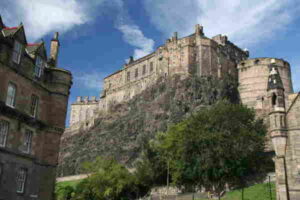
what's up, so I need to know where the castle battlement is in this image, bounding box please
[74,96,99,104]
[69,24,250,129]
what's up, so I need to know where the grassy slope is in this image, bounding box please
[198,182,276,200]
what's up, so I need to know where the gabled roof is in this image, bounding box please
[26,43,42,54]
[2,24,27,44]
[26,42,47,59]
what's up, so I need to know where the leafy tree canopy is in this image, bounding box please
[153,101,268,197]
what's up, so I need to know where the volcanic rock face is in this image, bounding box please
[58,75,239,176]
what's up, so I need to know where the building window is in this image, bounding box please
[16,168,27,193]
[6,83,17,108]
[143,65,146,75]
[12,40,22,64]
[35,56,44,77]
[23,130,33,154]
[135,68,138,78]
[127,71,130,82]
[30,95,39,118]
[0,120,9,147]
[150,62,154,72]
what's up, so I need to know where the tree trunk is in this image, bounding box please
[242,187,244,200]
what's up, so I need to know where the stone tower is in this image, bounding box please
[267,63,289,200]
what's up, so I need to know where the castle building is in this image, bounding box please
[0,16,72,200]
[263,63,300,200]
[69,25,249,129]
[67,24,300,200]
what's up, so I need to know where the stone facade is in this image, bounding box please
[240,60,300,200]
[69,25,249,128]
[0,17,72,200]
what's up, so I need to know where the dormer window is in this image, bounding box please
[35,56,44,77]
[12,40,22,64]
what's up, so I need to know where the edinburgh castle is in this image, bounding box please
[63,25,300,200]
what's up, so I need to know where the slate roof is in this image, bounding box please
[267,64,284,91]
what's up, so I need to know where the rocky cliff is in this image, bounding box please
[58,75,239,176]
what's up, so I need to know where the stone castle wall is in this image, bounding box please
[69,25,249,128]
[238,58,293,110]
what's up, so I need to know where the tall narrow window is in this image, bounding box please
[30,95,39,118]
[135,68,138,78]
[127,71,130,82]
[143,65,146,75]
[150,62,154,72]
[35,56,44,77]
[23,130,33,154]
[0,120,9,147]
[16,168,27,193]
[272,93,277,107]
[12,40,22,64]
[6,83,16,108]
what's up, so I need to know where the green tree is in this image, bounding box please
[155,101,268,199]
[72,157,137,200]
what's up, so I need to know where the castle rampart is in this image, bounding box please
[238,58,293,110]
[69,25,249,128]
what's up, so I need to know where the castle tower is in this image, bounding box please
[267,63,289,200]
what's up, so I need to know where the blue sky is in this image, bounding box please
[1,0,300,127]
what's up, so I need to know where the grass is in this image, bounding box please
[55,180,276,200]
[56,180,81,188]
[197,182,276,200]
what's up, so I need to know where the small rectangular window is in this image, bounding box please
[23,130,33,154]
[16,168,27,193]
[150,62,154,72]
[30,95,39,118]
[12,40,22,64]
[135,68,138,78]
[6,83,17,108]
[35,56,44,77]
[0,120,9,147]
[142,65,146,75]
[127,71,130,82]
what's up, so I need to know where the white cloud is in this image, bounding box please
[1,0,154,59]
[0,0,96,41]
[117,24,155,59]
[74,72,103,91]
[113,0,155,59]
[143,0,300,47]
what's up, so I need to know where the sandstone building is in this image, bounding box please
[0,16,72,200]
[69,25,249,129]
[66,24,300,200]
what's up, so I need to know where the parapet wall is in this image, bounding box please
[69,96,100,127]
[68,25,249,130]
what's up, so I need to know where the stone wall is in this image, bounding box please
[69,25,249,128]
[58,74,240,176]
[286,93,300,199]
[238,58,293,110]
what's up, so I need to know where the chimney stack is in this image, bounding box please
[50,32,60,67]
